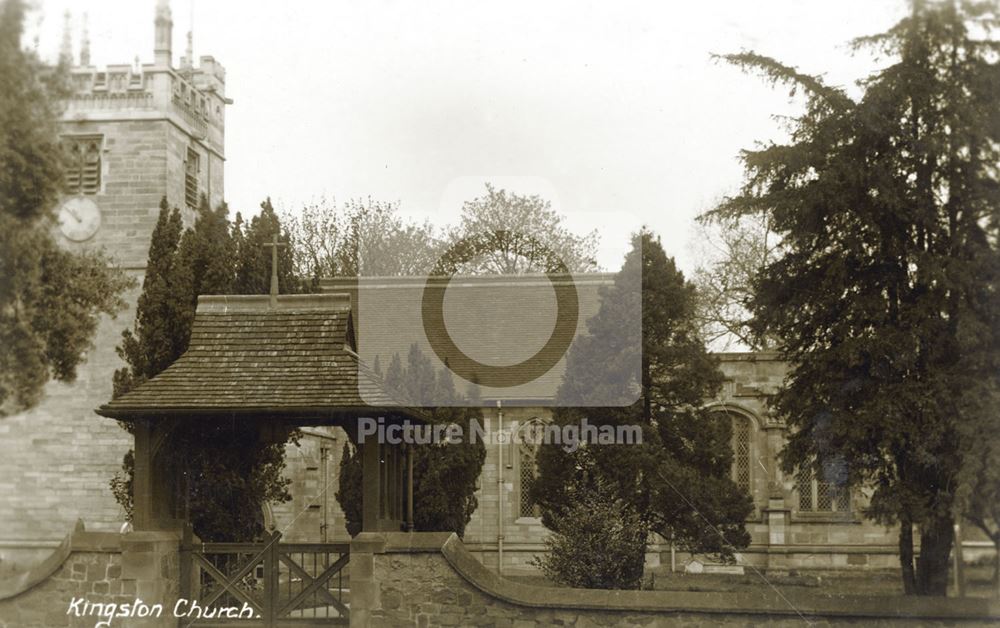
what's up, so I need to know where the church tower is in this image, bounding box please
[56,0,230,268]
[0,1,231,566]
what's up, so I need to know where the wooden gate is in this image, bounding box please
[180,529,350,627]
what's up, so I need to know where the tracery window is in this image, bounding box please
[63,136,102,195]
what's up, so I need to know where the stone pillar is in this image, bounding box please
[762,421,789,570]
[349,532,386,628]
[764,495,790,544]
[120,530,181,627]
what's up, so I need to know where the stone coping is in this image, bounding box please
[0,520,123,601]
[0,527,73,601]
[0,522,182,601]
[0,539,61,549]
[460,541,905,555]
[352,531,1000,619]
[369,532,998,621]
[352,531,453,554]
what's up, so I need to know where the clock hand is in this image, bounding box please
[65,206,81,221]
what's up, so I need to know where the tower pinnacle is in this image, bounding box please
[80,13,91,66]
[154,0,173,67]
[182,0,194,70]
[59,10,72,66]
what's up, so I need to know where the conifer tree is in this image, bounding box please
[234,198,298,294]
[113,198,184,397]
[384,353,403,391]
[175,195,235,300]
[532,232,752,579]
[713,1,1000,595]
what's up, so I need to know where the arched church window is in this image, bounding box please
[731,415,752,494]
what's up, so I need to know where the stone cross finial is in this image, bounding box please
[263,232,287,307]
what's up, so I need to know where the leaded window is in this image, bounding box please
[518,445,540,518]
[185,148,200,208]
[797,467,850,513]
[731,415,752,493]
[63,136,102,195]
[797,469,812,511]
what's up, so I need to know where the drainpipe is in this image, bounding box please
[320,446,328,543]
[497,400,504,575]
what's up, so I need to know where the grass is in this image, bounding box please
[509,565,1000,599]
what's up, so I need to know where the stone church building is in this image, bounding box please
[0,0,915,579]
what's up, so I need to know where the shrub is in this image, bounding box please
[532,480,648,589]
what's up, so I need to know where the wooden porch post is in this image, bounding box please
[133,418,154,530]
[361,441,381,532]
[131,417,178,530]
[406,444,415,531]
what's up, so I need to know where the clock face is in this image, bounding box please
[58,197,101,242]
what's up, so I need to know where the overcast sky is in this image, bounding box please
[30,0,904,272]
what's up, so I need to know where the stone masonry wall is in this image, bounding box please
[0,527,180,628]
[0,549,122,628]
[58,119,171,270]
[271,427,353,543]
[0,284,140,565]
[165,124,224,214]
[351,532,1000,628]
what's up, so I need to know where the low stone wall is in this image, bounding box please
[0,522,180,628]
[350,532,1000,628]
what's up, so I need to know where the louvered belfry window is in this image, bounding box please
[731,416,752,494]
[185,148,200,208]
[63,136,102,195]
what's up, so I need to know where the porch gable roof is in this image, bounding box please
[96,294,426,423]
